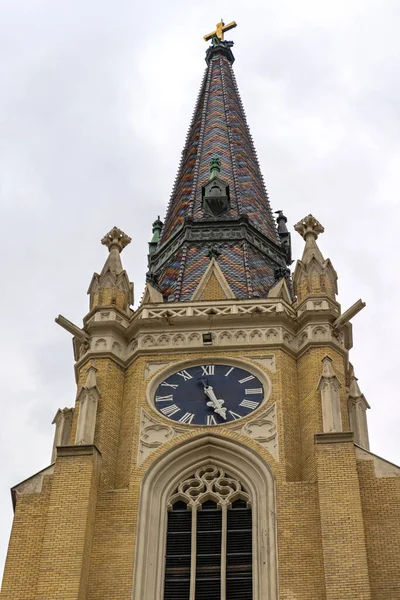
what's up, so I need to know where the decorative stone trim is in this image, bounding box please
[229,403,278,460]
[355,447,400,478]
[11,464,55,509]
[315,432,354,445]
[137,409,186,465]
[136,299,294,321]
[244,354,276,373]
[317,356,343,433]
[51,407,74,462]
[75,366,100,445]
[144,361,174,380]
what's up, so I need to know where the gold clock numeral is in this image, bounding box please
[207,415,217,425]
[245,388,263,395]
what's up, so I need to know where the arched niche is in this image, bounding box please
[132,433,278,600]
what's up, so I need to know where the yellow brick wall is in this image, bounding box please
[297,346,348,480]
[1,476,52,600]
[4,342,400,600]
[199,273,226,300]
[277,482,326,599]
[276,352,302,480]
[316,439,371,599]
[358,459,400,599]
[296,274,336,303]
[90,288,128,312]
[72,360,125,489]
[35,448,101,600]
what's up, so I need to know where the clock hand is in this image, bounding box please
[203,384,227,420]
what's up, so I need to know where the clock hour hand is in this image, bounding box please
[203,384,227,420]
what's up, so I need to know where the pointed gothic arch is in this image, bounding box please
[132,434,278,600]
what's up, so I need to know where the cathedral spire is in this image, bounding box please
[148,23,290,302]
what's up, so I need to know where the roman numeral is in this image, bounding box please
[179,412,195,424]
[225,367,234,377]
[160,404,181,417]
[155,395,174,403]
[161,382,179,389]
[201,365,215,376]
[176,370,192,381]
[245,388,263,395]
[207,415,217,426]
[240,399,259,410]
[228,411,241,420]
[238,375,255,384]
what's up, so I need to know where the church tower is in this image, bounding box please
[2,22,400,600]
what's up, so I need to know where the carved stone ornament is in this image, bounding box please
[144,361,173,380]
[317,356,342,433]
[137,408,186,465]
[229,403,278,460]
[168,464,249,508]
[101,226,131,252]
[75,366,101,445]
[244,355,276,373]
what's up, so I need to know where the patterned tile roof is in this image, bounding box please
[148,42,291,302]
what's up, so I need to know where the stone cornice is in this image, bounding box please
[73,297,349,380]
[56,444,102,459]
[83,304,133,327]
[315,432,354,445]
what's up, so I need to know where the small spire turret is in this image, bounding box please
[293,215,337,303]
[148,216,163,259]
[275,210,292,264]
[88,226,133,313]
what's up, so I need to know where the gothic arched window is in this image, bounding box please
[164,465,252,600]
[132,435,277,600]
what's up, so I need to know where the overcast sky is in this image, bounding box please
[1,0,400,577]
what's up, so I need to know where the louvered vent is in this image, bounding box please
[226,498,252,600]
[164,501,191,600]
[195,500,221,600]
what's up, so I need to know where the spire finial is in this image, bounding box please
[204,19,237,43]
[101,226,131,253]
[294,214,324,241]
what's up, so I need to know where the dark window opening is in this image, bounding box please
[196,500,221,600]
[226,499,252,600]
[164,501,191,600]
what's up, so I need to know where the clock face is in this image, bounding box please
[153,363,264,426]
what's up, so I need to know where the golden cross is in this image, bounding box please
[204,19,237,42]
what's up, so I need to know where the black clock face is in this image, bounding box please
[153,363,264,426]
